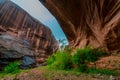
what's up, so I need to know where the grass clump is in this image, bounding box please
[3,61,20,74]
[47,54,55,65]
[47,50,72,70]
[72,48,87,65]
[72,47,104,72]
[71,48,88,72]
[85,48,104,62]
[72,47,104,65]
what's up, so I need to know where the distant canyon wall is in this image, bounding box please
[0,0,58,55]
[40,0,120,54]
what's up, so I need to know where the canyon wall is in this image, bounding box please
[0,0,58,68]
[40,0,120,54]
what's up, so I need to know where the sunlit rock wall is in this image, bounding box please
[40,0,120,54]
[0,0,58,56]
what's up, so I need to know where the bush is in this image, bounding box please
[85,48,104,62]
[78,64,87,72]
[47,51,72,70]
[47,55,55,65]
[72,47,104,72]
[47,47,104,73]
[3,62,20,74]
[72,49,87,65]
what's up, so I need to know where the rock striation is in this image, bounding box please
[0,0,58,70]
[40,0,120,54]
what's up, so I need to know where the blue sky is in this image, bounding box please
[10,0,68,43]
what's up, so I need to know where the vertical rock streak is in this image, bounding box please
[0,0,58,54]
[41,0,120,53]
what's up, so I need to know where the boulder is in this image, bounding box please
[0,35,35,58]
[40,0,120,54]
[19,55,36,69]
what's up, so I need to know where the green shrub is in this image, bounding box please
[72,47,90,66]
[47,55,55,65]
[72,47,104,72]
[47,51,72,70]
[3,62,20,74]
[85,48,104,62]
[47,47,104,73]
[78,64,87,72]
[72,47,104,64]
[72,49,86,65]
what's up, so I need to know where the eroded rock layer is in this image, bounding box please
[0,0,58,69]
[40,0,120,54]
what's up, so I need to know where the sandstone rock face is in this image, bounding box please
[40,0,120,54]
[0,0,58,70]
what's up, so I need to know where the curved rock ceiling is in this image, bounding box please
[40,0,120,54]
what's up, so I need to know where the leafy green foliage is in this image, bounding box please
[47,46,110,75]
[72,47,104,64]
[85,48,104,62]
[3,62,20,74]
[72,49,87,65]
[77,64,87,72]
[47,55,55,65]
[47,47,104,71]
[47,51,72,70]
[72,47,104,72]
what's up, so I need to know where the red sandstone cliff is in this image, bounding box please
[40,0,120,54]
[0,0,58,68]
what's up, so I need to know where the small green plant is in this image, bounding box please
[47,51,72,70]
[72,49,86,65]
[72,47,104,72]
[47,55,55,65]
[77,64,87,72]
[85,48,104,63]
[3,62,20,74]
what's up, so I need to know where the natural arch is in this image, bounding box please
[40,0,120,54]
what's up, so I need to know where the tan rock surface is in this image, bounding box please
[0,0,58,70]
[40,0,120,54]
